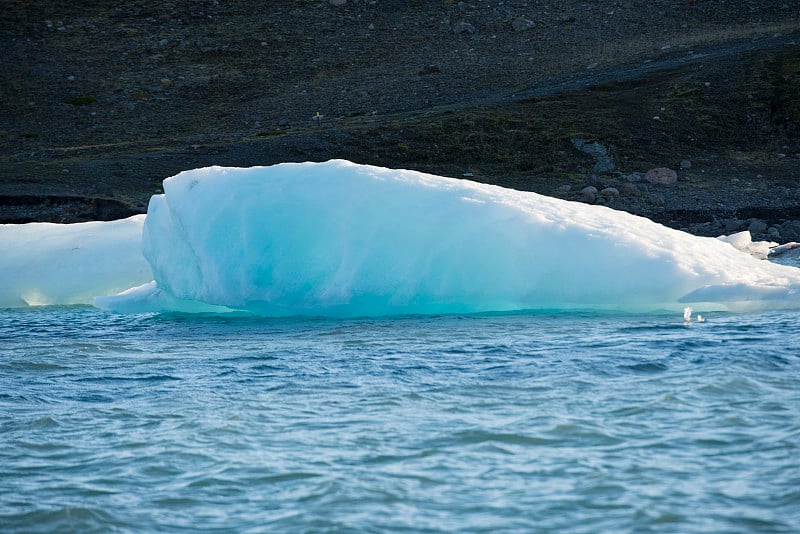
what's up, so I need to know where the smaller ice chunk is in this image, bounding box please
[717,231,777,260]
[0,216,151,307]
[94,281,235,314]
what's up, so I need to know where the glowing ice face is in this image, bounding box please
[112,161,800,315]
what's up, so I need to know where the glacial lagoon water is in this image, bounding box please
[2,306,799,533]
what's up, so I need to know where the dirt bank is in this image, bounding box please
[1,1,799,240]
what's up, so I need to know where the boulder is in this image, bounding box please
[644,167,677,185]
[601,187,620,199]
[723,218,745,233]
[748,218,768,234]
[780,220,800,241]
[512,18,535,32]
[618,182,641,197]
[580,186,597,203]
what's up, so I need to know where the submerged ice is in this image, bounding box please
[92,160,799,315]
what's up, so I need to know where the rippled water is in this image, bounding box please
[1,307,799,533]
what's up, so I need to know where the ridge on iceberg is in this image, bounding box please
[96,160,800,315]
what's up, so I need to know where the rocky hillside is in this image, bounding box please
[1,0,800,240]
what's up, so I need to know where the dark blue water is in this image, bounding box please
[1,308,799,533]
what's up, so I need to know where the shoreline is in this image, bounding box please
[2,2,799,241]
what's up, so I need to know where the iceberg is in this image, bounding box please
[90,160,798,315]
[0,216,151,307]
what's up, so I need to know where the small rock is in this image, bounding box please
[619,183,641,197]
[625,172,643,183]
[580,186,597,203]
[329,0,346,5]
[601,187,619,199]
[453,21,475,34]
[777,153,786,159]
[768,226,782,239]
[680,159,692,169]
[511,17,535,31]
[644,167,678,185]
[558,184,571,192]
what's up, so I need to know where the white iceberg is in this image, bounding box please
[0,215,151,307]
[90,160,798,315]
[3,160,799,314]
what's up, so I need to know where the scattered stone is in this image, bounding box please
[619,183,641,197]
[558,184,571,192]
[453,22,475,34]
[512,17,535,32]
[592,156,615,173]
[768,226,782,239]
[680,159,692,169]
[777,153,786,159]
[580,186,597,203]
[644,167,677,185]
[625,172,642,183]
[329,0,346,5]
[572,139,607,157]
[587,174,611,189]
[601,187,619,199]
[780,220,800,241]
[571,138,613,173]
[723,218,745,233]
[748,218,768,234]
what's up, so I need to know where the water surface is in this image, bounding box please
[1,308,798,532]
